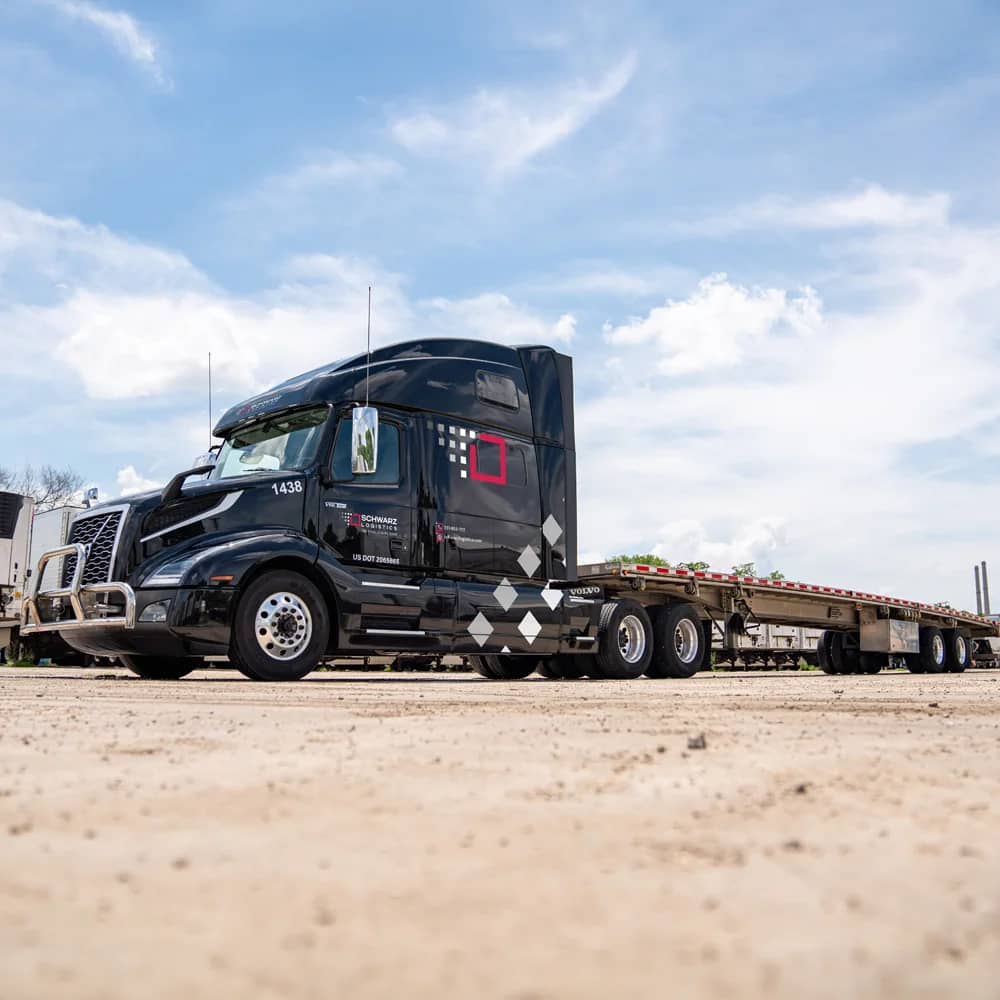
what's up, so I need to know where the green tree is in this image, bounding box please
[607,553,670,567]
[768,570,786,581]
[676,560,710,571]
[731,561,756,577]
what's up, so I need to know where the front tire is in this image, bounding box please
[119,654,197,680]
[230,571,330,682]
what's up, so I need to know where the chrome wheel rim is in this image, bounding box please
[255,592,312,660]
[618,614,646,664]
[931,633,945,666]
[674,619,701,664]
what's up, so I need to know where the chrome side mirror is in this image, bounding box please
[351,406,378,474]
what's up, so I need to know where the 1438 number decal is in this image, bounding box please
[272,480,304,495]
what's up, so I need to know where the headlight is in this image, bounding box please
[145,556,201,587]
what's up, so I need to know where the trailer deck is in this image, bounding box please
[579,562,1000,638]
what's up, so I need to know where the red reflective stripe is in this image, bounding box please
[635,565,650,573]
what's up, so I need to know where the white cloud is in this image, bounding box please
[604,273,821,375]
[389,53,637,175]
[230,152,402,226]
[577,211,1000,605]
[116,465,162,497]
[422,292,575,344]
[676,184,952,237]
[742,184,951,230]
[37,0,169,88]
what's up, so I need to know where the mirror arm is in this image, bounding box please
[161,465,216,504]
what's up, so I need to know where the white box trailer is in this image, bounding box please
[0,491,35,652]
[1,499,87,662]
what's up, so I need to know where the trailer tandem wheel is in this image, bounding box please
[917,626,946,674]
[943,629,970,673]
[646,603,705,678]
[817,631,838,674]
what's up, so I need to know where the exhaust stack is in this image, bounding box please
[975,564,983,615]
[982,560,991,616]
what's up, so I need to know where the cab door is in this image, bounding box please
[318,413,412,572]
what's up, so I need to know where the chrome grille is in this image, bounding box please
[62,510,125,587]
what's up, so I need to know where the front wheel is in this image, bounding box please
[119,654,198,680]
[229,571,330,682]
[475,654,540,680]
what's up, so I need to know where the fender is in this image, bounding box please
[138,530,320,590]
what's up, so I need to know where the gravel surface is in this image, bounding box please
[2,666,999,999]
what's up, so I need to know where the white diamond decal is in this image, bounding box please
[541,582,563,611]
[467,612,494,647]
[542,514,563,546]
[517,611,541,645]
[493,578,517,612]
[517,544,541,578]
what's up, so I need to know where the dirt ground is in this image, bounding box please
[1,666,999,1000]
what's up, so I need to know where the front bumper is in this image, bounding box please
[20,543,236,657]
[21,543,135,635]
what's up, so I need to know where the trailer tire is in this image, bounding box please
[830,632,860,675]
[647,604,705,678]
[230,570,330,682]
[859,652,883,674]
[943,629,970,673]
[118,654,197,680]
[817,631,838,674]
[477,654,540,680]
[917,626,946,674]
[592,600,653,679]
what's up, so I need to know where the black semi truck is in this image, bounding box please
[21,338,999,681]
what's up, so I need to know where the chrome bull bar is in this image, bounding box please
[20,543,136,635]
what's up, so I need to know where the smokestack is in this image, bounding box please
[982,560,991,616]
[975,565,983,615]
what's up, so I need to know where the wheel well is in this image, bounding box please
[235,557,340,650]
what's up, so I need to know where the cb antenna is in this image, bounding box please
[208,351,213,448]
[365,285,372,406]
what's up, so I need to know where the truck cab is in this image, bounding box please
[22,339,606,680]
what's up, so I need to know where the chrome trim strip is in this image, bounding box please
[140,491,243,543]
[365,628,427,636]
[361,581,421,591]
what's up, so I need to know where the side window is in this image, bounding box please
[475,370,519,411]
[331,419,400,484]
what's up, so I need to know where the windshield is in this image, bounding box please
[211,406,329,480]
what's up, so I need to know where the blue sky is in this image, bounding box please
[2,0,1000,607]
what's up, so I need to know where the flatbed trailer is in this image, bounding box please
[578,562,999,675]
